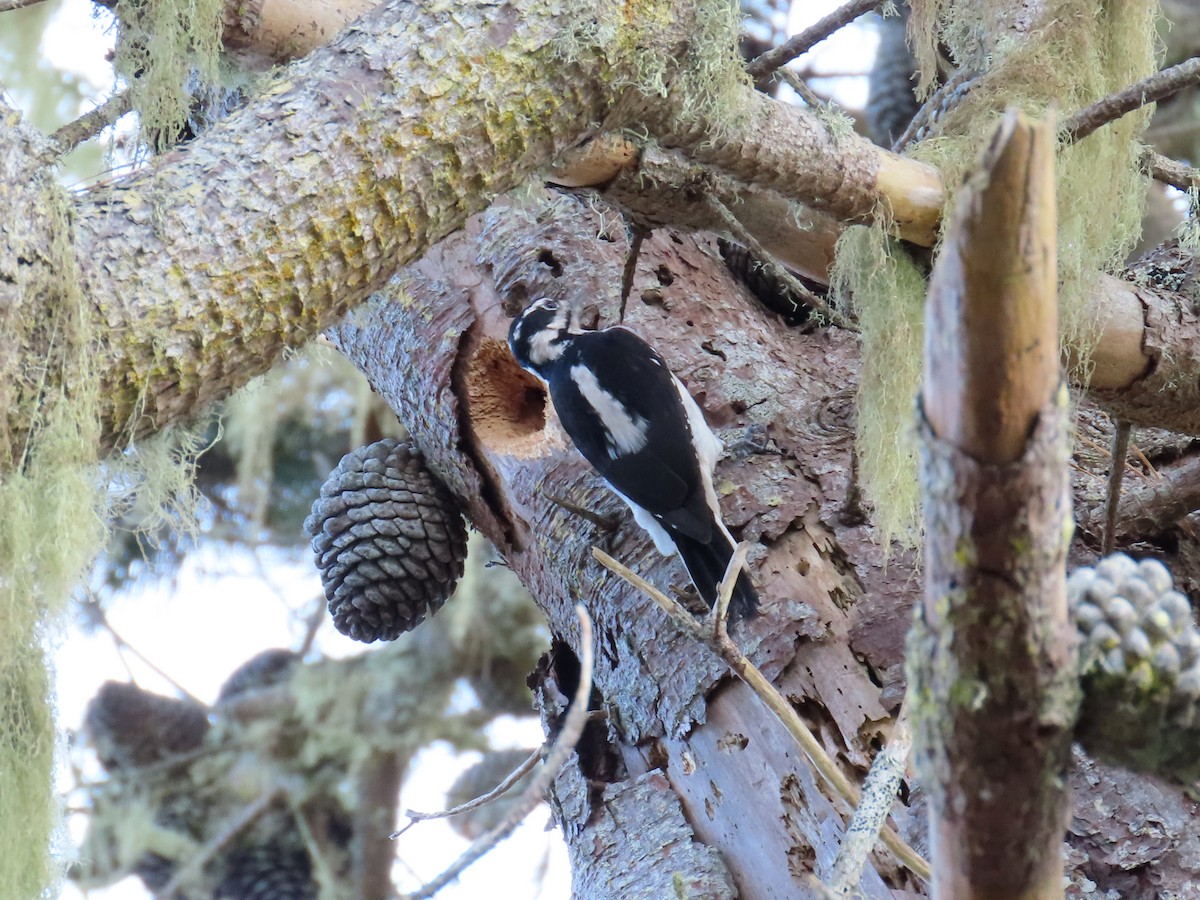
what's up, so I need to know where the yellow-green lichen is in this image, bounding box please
[838,0,1157,540]
[830,223,927,548]
[111,0,225,153]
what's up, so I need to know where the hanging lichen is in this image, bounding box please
[907,0,1157,358]
[1,167,208,897]
[830,223,928,549]
[834,0,1157,540]
[111,0,225,152]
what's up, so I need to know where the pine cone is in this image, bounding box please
[305,439,468,642]
[215,846,317,900]
[1070,554,1200,704]
[1070,553,1200,784]
[83,681,210,772]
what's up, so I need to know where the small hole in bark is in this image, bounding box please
[537,249,564,277]
[654,265,674,286]
[641,288,665,306]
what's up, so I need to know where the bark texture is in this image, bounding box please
[914,112,1077,899]
[330,186,918,897]
[324,179,1200,898]
[2,0,951,465]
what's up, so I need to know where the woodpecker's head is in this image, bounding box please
[508,297,577,377]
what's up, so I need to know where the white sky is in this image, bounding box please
[22,0,874,897]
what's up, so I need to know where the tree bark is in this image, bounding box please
[330,186,920,897]
[915,111,1077,899]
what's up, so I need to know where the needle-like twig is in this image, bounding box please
[406,605,595,899]
[591,547,930,882]
[391,747,540,838]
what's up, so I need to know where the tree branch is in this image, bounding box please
[1062,56,1200,144]
[406,605,595,900]
[745,0,881,78]
[593,547,930,883]
[915,109,1077,898]
[49,90,133,155]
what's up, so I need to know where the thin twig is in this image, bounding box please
[892,68,977,152]
[1103,421,1131,554]
[706,541,749,637]
[591,547,930,883]
[97,609,204,705]
[49,89,134,156]
[706,196,856,331]
[827,702,913,895]
[777,67,827,111]
[391,747,541,838]
[158,788,283,896]
[746,0,881,78]
[407,605,595,899]
[1062,56,1200,145]
[1143,147,1200,193]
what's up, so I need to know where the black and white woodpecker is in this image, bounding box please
[508,297,758,619]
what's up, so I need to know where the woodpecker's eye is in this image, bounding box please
[540,299,559,312]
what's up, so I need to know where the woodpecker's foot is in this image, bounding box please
[725,424,773,461]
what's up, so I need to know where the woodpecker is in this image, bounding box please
[508,297,758,619]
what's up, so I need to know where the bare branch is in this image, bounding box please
[0,0,50,11]
[49,90,133,156]
[393,748,540,838]
[746,0,881,77]
[1063,56,1200,145]
[1103,420,1132,554]
[406,605,595,900]
[916,108,1076,899]
[1144,146,1200,193]
[828,703,913,895]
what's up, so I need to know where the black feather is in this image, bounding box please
[673,529,758,619]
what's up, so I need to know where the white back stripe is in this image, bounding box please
[570,365,649,459]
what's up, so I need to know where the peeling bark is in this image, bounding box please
[328,186,1200,895]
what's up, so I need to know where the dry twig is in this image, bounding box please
[591,547,930,882]
[746,0,881,78]
[405,605,595,899]
[1063,56,1200,145]
[1144,147,1200,193]
[827,703,913,895]
[392,748,540,838]
[1104,420,1132,554]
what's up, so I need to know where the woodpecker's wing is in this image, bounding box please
[549,328,716,544]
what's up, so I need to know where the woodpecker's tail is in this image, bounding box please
[673,530,758,620]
